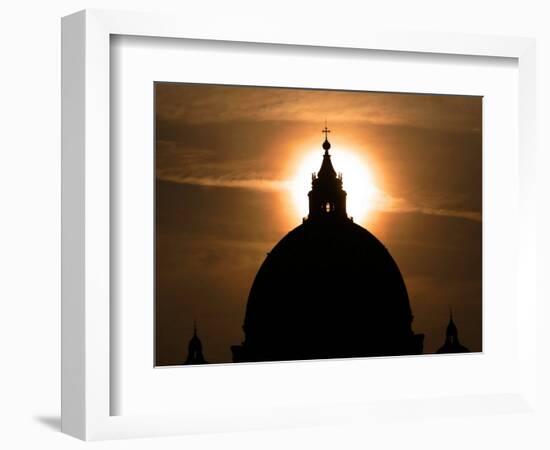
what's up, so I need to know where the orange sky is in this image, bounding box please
[155,83,482,365]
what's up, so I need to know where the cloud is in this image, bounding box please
[154,85,482,223]
[155,83,482,132]
[157,171,481,223]
[417,208,481,222]
[378,195,482,222]
[158,174,288,192]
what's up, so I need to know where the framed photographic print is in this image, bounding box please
[154,83,480,367]
[62,9,537,441]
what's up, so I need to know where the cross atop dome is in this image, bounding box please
[322,121,331,153]
[322,124,331,140]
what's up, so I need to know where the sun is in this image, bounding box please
[289,147,379,224]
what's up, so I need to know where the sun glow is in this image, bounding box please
[290,148,380,224]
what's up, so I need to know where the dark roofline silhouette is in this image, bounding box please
[184,320,209,365]
[436,310,470,354]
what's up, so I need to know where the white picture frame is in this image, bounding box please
[61,9,537,441]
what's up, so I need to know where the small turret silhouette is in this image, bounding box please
[436,310,470,354]
[184,321,208,365]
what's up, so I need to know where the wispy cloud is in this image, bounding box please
[378,195,482,222]
[417,208,481,222]
[156,83,482,132]
[158,174,288,192]
[158,172,481,223]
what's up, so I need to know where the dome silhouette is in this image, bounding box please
[232,127,423,363]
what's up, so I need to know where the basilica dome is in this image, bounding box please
[232,129,423,363]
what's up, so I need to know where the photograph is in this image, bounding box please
[154,83,482,366]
